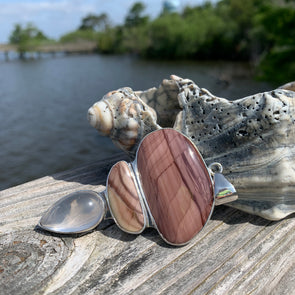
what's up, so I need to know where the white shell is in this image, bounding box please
[88,75,295,221]
[88,101,113,134]
[171,75,295,221]
[88,87,160,155]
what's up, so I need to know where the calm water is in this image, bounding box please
[0,54,273,190]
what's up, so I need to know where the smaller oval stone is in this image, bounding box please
[39,190,105,234]
[137,129,214,245]
[107,161,145,233]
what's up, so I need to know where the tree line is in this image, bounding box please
[9,0,295,83]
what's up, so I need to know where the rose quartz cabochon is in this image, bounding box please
[107,161,145,233]
[137,129,214,245]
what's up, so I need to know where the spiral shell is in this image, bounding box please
[88,87,160,155]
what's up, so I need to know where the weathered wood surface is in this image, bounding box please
[1,153,295,295]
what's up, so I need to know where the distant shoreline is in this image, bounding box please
[0,41,97,57]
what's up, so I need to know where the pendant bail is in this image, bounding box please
[209,162,238,206]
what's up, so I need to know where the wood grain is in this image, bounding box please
[1,152,295,294]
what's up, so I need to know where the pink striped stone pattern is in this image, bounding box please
[107,161,145,233]
[137,129,214,245]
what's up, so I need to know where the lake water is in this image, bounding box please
[0,54,273,190]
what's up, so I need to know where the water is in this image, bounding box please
[0,54,273,190]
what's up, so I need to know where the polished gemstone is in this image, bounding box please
[137,129,214,245]
[39,190,105,234]
[107,161,145,233]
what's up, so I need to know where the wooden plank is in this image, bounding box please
[0,44,16,51]
[0,42,97,54]
[1,153,295,294]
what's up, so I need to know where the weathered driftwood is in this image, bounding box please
[1,154,295,294]
[88,76,295,221]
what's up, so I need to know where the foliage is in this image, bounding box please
[79,13,109,31]
[255,5,295,82]
[9,23,50,57]
[97,27,125,54]
[9,1,295,83]
[59,29,99,43]
[86,0,295,83]
[124,2,149,27]
[145,13,191,58]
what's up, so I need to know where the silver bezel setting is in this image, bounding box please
[132,128,216,246]
[105,160,148,235]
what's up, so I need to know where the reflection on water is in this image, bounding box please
[0,54,273,190]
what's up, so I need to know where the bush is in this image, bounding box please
[59,30,99,43]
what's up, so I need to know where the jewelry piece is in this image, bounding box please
[39,129,237,246]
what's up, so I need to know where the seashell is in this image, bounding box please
[171,75,295,221]
[279,81,295,92]
[88,87,160,155]
[135,77,182,127]
[88,75,295,221]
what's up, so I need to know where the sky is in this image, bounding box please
[0,0,213,43]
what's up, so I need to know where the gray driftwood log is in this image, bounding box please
[1,153,295,295]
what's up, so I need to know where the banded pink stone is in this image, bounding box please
[107,161,145,233]
[137,129,214,245]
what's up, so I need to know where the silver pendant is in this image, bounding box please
[39,129,238,245]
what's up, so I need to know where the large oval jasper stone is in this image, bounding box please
[137,129,214,245]
[107,161,145,233]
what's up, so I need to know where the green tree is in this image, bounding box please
[213,0,268,60]
[146,3,229,59]
[97,27,125,54]
[125,2,149,27]
[118,2,150,54]
[9,23,48,58]
[79,13,109,32]
[9,23,47,44]
[59,30,98,43]
[146,14,189,58]
[255,4,295,83]
[182,4,231,59]
[60,13,110,48]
